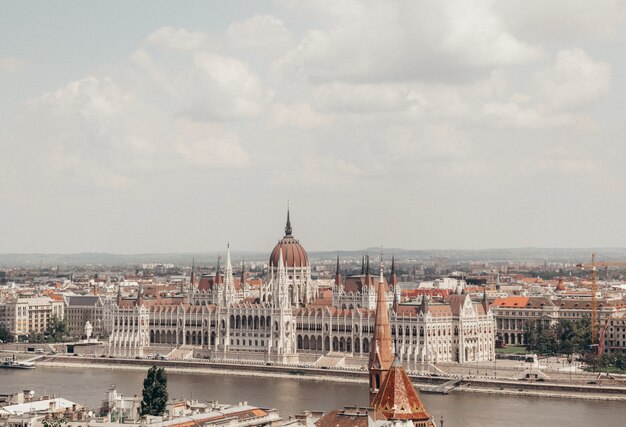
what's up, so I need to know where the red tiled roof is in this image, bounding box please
[371,358,432,422]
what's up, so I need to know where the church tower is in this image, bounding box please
[369,266,394,404]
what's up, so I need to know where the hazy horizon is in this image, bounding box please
[2,1,625,253]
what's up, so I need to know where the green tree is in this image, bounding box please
[45,315,69,342]
[571,318,592,353]
[42,418,67,427]
[0,325,11,342]
[524,321,537,351]
[536,326,557,354]
[141,366,168,416]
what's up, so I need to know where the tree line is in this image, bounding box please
[524,318,592,355]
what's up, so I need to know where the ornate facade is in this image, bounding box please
[107,287,150,357]
[107,211,495,365]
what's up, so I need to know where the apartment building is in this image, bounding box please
[0,297,64,341]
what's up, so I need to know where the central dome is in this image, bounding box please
[269,210,309,268]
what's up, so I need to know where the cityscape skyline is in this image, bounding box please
[2,1,625,253]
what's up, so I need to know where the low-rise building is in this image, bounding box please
[0,297,64,341]
[63,295,106,338]
[490,296,558,346]
[603,310,626,355]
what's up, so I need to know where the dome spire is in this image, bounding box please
[285,204,292,236]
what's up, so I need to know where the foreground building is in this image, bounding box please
[315,277,436,426]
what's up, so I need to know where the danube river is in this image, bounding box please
[1,366,624,426]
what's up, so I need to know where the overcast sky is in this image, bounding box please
[1,1,625,254]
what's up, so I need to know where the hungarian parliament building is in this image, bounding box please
[107,212,496,366]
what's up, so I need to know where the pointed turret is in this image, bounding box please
[393,285,399,314]
[136,283,143,306]
[214,254,222,285]
[116,284,122,306]
[240,259,247,286]
[389,256,398,290]
[190,258,197,288]
[482,285,489,314]
[223,244,235,305]
[334,255,342,287]
[276,247,289,307]
[361,255,365,275]
[369,270,393,404]
[225,244,233,284]
[420,294,429,315]
[285,207,292,236]
[278,248,287,279]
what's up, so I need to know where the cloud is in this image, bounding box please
[0,57,28,73]
[173,118,249,169]
[533,49,612,110]
[145,26,208,50]
[190,52,266,119]
[128,46,267,121]
[2,6,625,251]
[313,83,409,113]
[9,68,252,192]
[275,0,542,84]
[228,15,292,49]
[497,0,626,43]
[269,102,330,128]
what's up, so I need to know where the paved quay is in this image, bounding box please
[38,355,626,401]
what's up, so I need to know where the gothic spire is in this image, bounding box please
[369,266,393,403]
[215,253,221,285]
[285,206,292,236]
[136,283,143,306]
[240,258,246,285]
[482,285,489,314]
[420,294,429,315]
[389,255,398,290]
[335,255,342,287]
[361,254,365,275]
[190,257,196,287]
[225,243,233,285]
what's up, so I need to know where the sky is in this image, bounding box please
[1,0,625,254]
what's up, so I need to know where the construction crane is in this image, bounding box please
[575,253,626,345]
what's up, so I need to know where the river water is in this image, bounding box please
[1,366,624,427]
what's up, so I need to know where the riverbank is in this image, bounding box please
[38,356,626,401]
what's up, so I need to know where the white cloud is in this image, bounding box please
[228,15,292,49]
[191,52,266,119]
[173,119,249,169]
[533,49,612,109]
[3,5,625,251]
[128,47,267,120]
[498,0,626,43]
[145,26,208,50]
[275,0,542,84]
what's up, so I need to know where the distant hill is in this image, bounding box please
[1,247,626,267]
